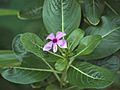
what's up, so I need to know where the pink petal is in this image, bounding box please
[43,41,53,51]
[56,31,66,39]
[46,33,55,40]
[57,39,67,48]
[53,43,57,53]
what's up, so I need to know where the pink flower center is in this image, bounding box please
[52,38,58,43]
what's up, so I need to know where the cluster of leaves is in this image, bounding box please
[0,0,120,90]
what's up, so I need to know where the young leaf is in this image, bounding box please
[67,62,114,89]
[55,59,67,71]
[74,35,102,57]
[20,33,63,62]
[0,50,21,68]
[82,16,120,60]
[43,0,81,34]
[1,55,50,84]
[84,0,105,25]
[67,29,85,51]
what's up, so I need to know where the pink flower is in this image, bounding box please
[43,31,67,52]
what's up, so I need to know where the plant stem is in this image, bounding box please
[48,51,64,59]
[60,57,75,86]
[32,38,65,85]
[41,57,62,84]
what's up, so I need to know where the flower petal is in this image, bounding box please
[46,33,55,40]
[56,31,66,39]
[43,41,53,51]
[57,39,67,48]
[53,43,57,53]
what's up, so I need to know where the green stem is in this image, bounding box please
[41,57,62,83]
[61,58,75,85]
[48,51,64,59]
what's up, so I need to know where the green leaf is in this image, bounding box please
[67,62,114,89]
[0,50,21,68]
[12,34,28,61]
[67,29,85,51]
[74,35,102,57]
[43,0,81,33]
[76,0,84,4]
[82,16,120,60]
[55,59,67,71]
[92,56,120,72]
[18,0,44,20]
[105,0,120,16]
[0,9,18,16]
[1,55,50,84]
[20,32,63,62]
[84,0,105,25]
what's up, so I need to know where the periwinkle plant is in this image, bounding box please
[0,0,120,90]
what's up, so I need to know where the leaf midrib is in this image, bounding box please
[105,1,119,16]
[70,65,101,80]
[102,26,120,38]
[11,67,61,73]
[61,0,64,32]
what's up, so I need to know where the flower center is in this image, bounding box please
[52,38,57,43]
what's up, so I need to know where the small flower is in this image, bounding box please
[43,31,67,52]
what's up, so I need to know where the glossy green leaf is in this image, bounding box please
[12,34,28,61]
[0,9,18,16]
[67,62,114,89]
[43,0,81,34]
[84,0,105,25]
[92,56,120,72]
[20,33,63,62]
[1,55,50,84]
[67,29,85,51]
[55,59,67,71]
[105,0,120,16]
[82,16,120,60]
[74,35,102,57]
[0,50,21,68]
